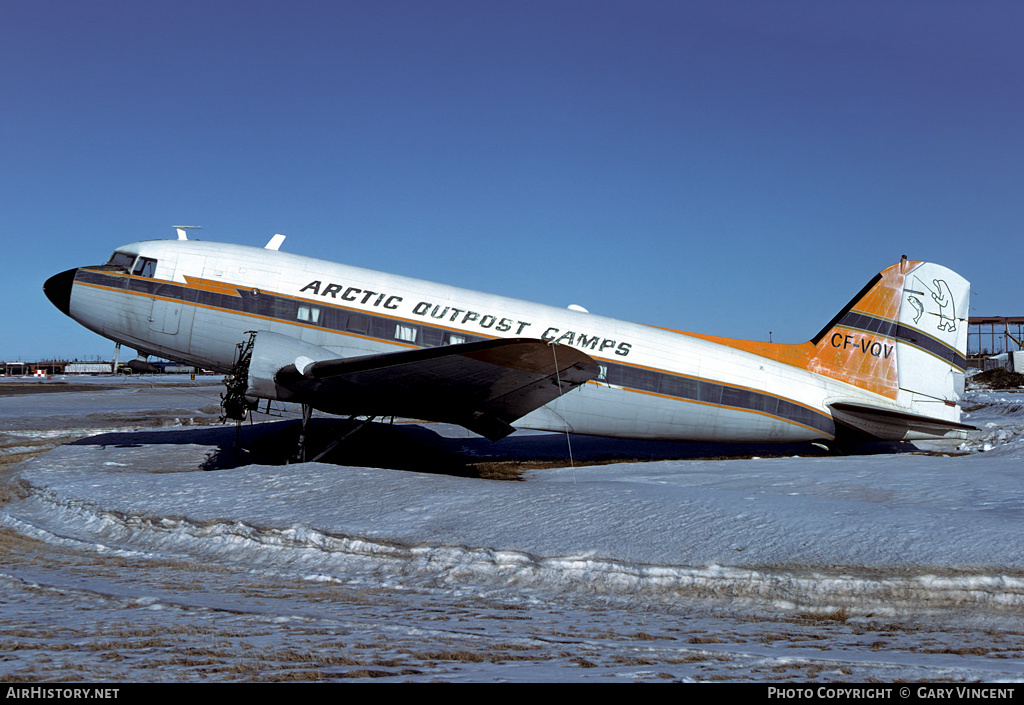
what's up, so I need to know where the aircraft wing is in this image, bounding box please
[253,335,600,441]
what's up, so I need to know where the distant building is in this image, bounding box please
[64,362,113,374]
[968,316,1024,356]
[968,316,1024,372]
[3,360,66,376]
[3,358,197,376]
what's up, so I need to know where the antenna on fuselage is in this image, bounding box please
[173,225,201,240]
[265,233,286,250]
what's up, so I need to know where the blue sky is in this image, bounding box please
[3,1,1021,360]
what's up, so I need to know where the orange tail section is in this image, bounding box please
[803,260,907,398]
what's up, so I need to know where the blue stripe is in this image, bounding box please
[837,311,966,371]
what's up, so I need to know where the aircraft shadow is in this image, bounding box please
[68,418,921,480]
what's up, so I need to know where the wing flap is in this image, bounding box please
[274,337,599,440]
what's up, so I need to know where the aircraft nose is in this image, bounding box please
[44,268,78,317]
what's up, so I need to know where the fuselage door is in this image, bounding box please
[141,255,178,335]
[150,289,181,334]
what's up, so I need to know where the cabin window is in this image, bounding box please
[720,386,746,410]
[394,324,417,343]
[448,334,466,345]
[346,312,370,335]
[107,251,137,271]
[322,308,348,331]
[420,327,444,347]
[297,305,321,324]
[597,365,608,381]
[659,374,697,399]
[132,257,157,278]
[369,317,391,338]
[697,382,722,405]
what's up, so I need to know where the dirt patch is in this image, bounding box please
[970,368,1024,389]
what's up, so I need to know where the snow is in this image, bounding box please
[1,375,1024,682]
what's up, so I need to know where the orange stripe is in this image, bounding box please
[182,275,244,297]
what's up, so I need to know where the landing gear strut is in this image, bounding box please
[291,404,376,463]
[221,332,257,422]
[294,403,314,463]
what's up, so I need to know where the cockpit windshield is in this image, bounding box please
[107,251,137,271]
[132,257,157,278]
[105,251,157,277]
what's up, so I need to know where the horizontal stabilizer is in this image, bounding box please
[829,402,976,441]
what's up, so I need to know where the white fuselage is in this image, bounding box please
[64,239,885,443]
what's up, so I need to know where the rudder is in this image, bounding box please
[894,261,969,423]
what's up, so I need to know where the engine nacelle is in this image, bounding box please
[245,330,338,402]
[221,330,341,420]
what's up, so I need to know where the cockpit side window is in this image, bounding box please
[107,251,137,271]
[132,257,158,278]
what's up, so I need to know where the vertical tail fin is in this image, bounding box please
[809,258,970,436]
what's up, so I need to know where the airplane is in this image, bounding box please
[43,229,974,455]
